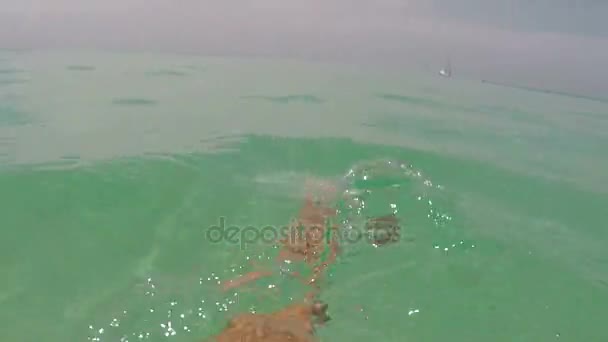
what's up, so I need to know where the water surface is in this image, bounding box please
[1,50,607,342]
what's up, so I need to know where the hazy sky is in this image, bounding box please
[1,0,607,97]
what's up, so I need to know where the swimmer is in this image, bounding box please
[210,175,402,341]
[221,177,341,291]
[206,300,330,342]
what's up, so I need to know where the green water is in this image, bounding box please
[1,50,607,341]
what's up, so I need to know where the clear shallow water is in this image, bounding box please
[1,50,607,341]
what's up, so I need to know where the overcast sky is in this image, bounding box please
[1,0,607,97]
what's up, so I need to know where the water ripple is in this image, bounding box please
[67,65,96,71]
[242,94,324,104]
[112,98,158,106]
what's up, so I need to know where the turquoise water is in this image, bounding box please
[1,50,607,341]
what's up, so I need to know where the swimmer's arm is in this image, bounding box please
[221,271,273,291]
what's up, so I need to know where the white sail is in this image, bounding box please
[439,58,451,77]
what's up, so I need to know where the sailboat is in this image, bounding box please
[439,58,452,78]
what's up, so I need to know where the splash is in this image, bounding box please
[336,158,461,253]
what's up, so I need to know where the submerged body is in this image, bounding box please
[207,301,330,342]
[214,179,339,341]
[212,177,400,341]
[222,178,340,291]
